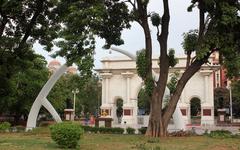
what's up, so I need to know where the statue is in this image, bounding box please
[66,98,73,109]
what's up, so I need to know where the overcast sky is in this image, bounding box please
[34,0,198,69]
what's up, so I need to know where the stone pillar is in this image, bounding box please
[200,70,214,125]
[121,72,134,105]
[200,70,211,104]
[121,72,135,125]
[100,72,112,105]
[102,78,106,104]
[204,75,209,104]
[99,72,112,118]
[106,77,109,104]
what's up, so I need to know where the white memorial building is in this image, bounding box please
[96,54,220,129]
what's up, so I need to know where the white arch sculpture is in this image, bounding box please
[26,65,68,130]
[110,47,186,130]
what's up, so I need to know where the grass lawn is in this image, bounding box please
[0,128,239,150]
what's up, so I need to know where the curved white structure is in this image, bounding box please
[109,47,185,130]
[26,65,68,130]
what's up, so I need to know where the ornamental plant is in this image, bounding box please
[126,127,135,134]
[49,122,84,148]
[0,122,11,132]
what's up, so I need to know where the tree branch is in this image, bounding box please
[198,0,205,42]
[163,50,214,127]
[15,0,45,55]
[186,52,191,69]
[156,0,170,93]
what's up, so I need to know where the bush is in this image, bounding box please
[0,122,11,132]
[49,122,84,148]
[10,125,25,132]
[81,126,124,134]
[168,130,193,137]
[126,127,135,134]
[138,127,147,134]
[208,130,232,138]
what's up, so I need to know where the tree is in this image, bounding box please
[231,80,240,117]
[0,0,61,97]
[112,0,240,137]
[137,88,150,115]
[0,53,49,124]
[47,73,101,117]
[214,87,229,116]
[116,98,123,119]
[0,0,130,99]
[1,0,129,122]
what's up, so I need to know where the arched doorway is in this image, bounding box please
[115,98,123,124]
[190,97,201,125]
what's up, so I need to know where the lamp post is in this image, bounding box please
[228,84,233,123]
[72,88,79,118]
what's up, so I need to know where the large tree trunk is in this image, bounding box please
[145,89,167,137]
[145,0,170,137]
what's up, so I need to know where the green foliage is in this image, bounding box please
[136,49,148,80]
[168,48,178,67]
[138,127,147,134]
[187,0,240,78]
[126,127,135,134]
[190,98,201,116]
[231,80,240,117]
[151,13,161,26]
[49,122,84,148]
[167,71,180,94]
[1,0,132,103]
[145,77,154,96]
[81,126,124,134]
[0,53,48,120]
[182,30,198,53]
[48,74,101,116]
[137,88,150,114]
[208,130,232,138]
[0,122,11,132]
[116,98,123,117]
[136,49,154,96]
[214,87,229,116]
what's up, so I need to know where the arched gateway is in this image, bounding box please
[96,51,218,130]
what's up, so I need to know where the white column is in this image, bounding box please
[106,78,109,104]
[121,72,134,105]
[200,70,211,104]
[102,78,106,104]
[204,75,209,104]
[127,77,130,104]
[100,73,112,106]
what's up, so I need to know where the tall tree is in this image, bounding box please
[0,0,61,98]
[113,0,240,137]
[0,53,49,124]
[231,80,240,117]
[1,0,130,117]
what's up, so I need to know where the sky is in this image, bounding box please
[33,0,199,69]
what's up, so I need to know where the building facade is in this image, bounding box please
[96,55,220,129]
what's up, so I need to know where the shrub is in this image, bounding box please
[126,127,135,134]
[49,122,84,148]
[82,126,124,134]
[208,130,232,138]
[138,127,147,134]
[168,130,192,137]
[0,122,11,132]
[10,125,25,132]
